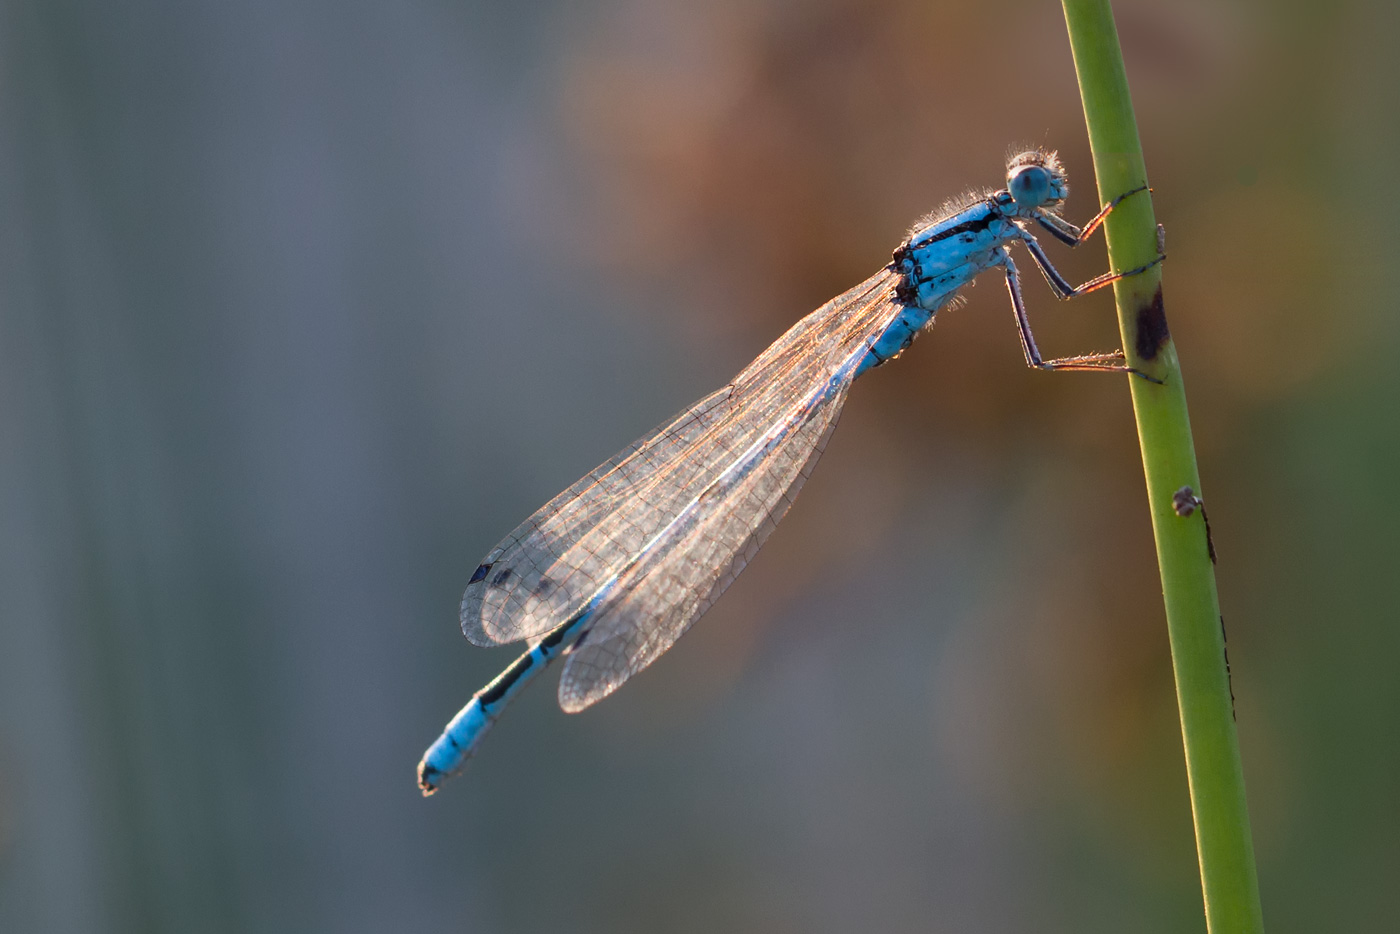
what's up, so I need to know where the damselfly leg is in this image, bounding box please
[1033,184,1147,247]
[1009,186,1165,381]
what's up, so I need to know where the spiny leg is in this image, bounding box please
[1034,184,1148,247]
[1020,233,1165,300]
[1002,255,1161,381]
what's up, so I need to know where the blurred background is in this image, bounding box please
[1,0,1395,931]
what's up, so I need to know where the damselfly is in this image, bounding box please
[418,149,1163,794]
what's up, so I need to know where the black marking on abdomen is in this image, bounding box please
[565,622,591,652]
[480,651,537,705]
[542,610,588,651]
[469,563,493,584]
[1135,285,1170,361]
[492,568,514,586]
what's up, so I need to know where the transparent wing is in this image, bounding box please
[461,385,735,646]
[461,268,903,648]
[557,355,856,712]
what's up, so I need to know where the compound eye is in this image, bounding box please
[1009,165,1051,206]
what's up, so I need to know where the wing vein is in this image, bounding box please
[460,268,902,651]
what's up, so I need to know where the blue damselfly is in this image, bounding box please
[418,149,1162,794]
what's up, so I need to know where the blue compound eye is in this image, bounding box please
[1009,165,1052,206]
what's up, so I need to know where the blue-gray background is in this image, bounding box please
[2,1,1395,931]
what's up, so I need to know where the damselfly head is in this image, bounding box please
[1006,149,1068,212]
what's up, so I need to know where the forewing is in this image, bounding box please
[462,268,902,648]
[556,359,856,712]
[461,386,734,646]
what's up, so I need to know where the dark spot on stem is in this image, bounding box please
[1172,486,1217,563]
[1203,509,1218,564]
[1220,614,1236,720]
[1134,285,1170,361]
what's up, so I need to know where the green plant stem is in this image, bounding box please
[1060,2,1264,931]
